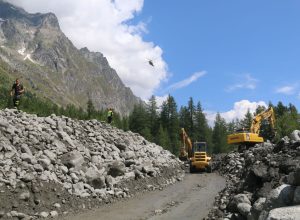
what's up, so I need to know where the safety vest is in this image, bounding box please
[107,110,113,117]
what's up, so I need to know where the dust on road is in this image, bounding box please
[60,173,225,220]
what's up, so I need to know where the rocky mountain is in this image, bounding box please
[0,0,141,115]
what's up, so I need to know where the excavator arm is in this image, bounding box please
[250,107,275,135]
[179,128,193,161]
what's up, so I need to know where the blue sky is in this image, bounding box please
[7,0,300,122]
[135,0,300,113]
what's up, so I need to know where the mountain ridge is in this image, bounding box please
[0,0,142,115]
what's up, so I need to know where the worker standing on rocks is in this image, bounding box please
[10,78,25,108]
[107,108,113,124]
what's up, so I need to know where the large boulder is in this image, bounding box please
[294,186,300,205]
[237,203,251,217]
[85,167,106,189]
[120,151,135,160]
[250,197,266,220]
[266,205,300,220]
[107,161,126,177]
[228,194,251,212]
[252,164,270,181]
[61,151,84,170]
[287,167,300,186]
[290,130,300,142]
[265,184,295,209]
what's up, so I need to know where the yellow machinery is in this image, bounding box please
[179,128,212,173]
[189,142,212,173]
[227,107,276,145]
[179,128,193,161]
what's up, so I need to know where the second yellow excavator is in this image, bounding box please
[227,107,276,146]
[179,128,212,173]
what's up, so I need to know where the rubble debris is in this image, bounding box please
[0,109,184,219]
[207,134,300,220]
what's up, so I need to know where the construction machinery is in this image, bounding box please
[179,128,212,173]
[179,128,193,161]
[227,107,276,146]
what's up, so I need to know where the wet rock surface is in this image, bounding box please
[0,109,184,219]
[207,133,300,220]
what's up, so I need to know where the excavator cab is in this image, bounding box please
[192,142,207,154]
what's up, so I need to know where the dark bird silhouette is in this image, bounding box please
[148,59,154,67]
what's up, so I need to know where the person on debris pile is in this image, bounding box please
[10,78,25,108]
[107,108,113,124]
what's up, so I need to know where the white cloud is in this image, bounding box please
[205,100,267,126]
[6,0,168,100]
[275,86,296,95]
[226,74,258,92]
[164,71,206,92]
[155,95,168,108]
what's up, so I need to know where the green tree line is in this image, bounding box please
[128,96,300,155]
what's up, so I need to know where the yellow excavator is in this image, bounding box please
[179,128,212,173]
[227,107,276,146]
[179,128,193,161]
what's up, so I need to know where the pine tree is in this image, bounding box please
[194,101,213,153]
[179,106,189,130]
[187,97,195,139]
[194,102,208,141]
[129,103,149,136]
[276,112,299,138]
[121,117,129,131]
[87,99,96,119]
[147,95,159,140]
[141,127,152,142]
[212,113,228,153]
[240,109,253,131]
[156,125,168,148]
[227,120,236,135]
[275,101,288,117]
[255,105,266,114]
[276,103,300,138]
[160,95,180,154]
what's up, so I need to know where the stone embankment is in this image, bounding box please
[208,131,300,220]
[0,109,184,219]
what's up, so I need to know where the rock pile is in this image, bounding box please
[208,131,300,220]
[0,109,184,219]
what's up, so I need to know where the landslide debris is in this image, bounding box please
[0,109,184,219]
[208,132,300,220]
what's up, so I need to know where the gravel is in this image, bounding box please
[207,133,300,220]
[0,108,184,219]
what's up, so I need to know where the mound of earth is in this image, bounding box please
[208,132,300,220]
[0,109,184,219]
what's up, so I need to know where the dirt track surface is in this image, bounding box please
[60,173,225,220]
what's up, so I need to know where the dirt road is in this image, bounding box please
[60,173,225,220]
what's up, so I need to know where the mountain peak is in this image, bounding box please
[0,1,141,115]
[40,12,60,30]
[0,1,60,29]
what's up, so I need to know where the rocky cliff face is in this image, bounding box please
[0,0,141,115]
